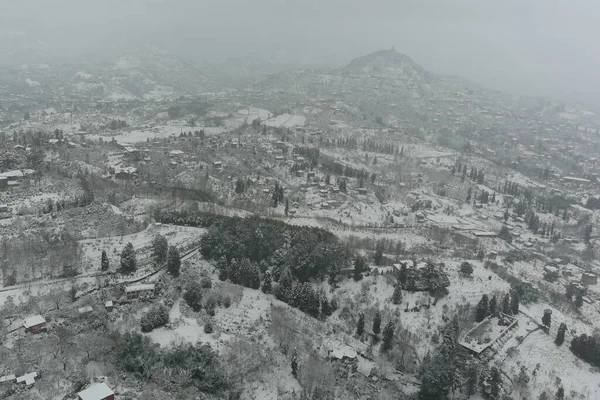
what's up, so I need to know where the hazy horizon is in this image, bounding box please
[1,0,599,105]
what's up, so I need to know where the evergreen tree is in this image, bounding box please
[466,187,472,202]
[382,321,394,351]
[101,250,109,271]
[291,351,298,377]
[489,295,497,316]
[153,234,169,265]
[248,263,261,290]
[502,293,511,314]
[262,270,272,293]
[374,242,384,265]
[556,387,565,400]
[275,268,293,303]
[166,245,181,277]
[373,311,382,335]
[120,242,137,274]
[490,367,502,398]
[285,198,289,217]
[575,294,584,309]
[217,256,229,281]
[353,255,366,281]
[511,290,520,314]
[392,283,403,305]
[504,209,509,222]
[357,312,365,336]
[542,309,552,330]
[555,322,567,346]
[476,294,489,322]
[398,262,408,285]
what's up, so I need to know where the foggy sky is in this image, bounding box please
[0,0,599,102]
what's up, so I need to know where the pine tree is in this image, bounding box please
[575,294,584,309]
[291,351,298,377]
[489,295,497,316]
[382,321,394,351]
[502,293,511,314]
[285,198,289,217]
[217,256,229,281]
[511,290,520,314]
[556,387,565,400]
[373,311,382,335]
[466,187,472,202]
[120,242,137,274]
[353,256,366,281]
[166,245,181,277]
[262,270,272,293]
[490,367,502,398]
[392,283,403,305]
[152,234,169,265]
[542,309,552,330]
[555,322,567,346]
[357,312,365,336]
[248,262,261,290]
[101,250,109,271]
[476,294,489,322]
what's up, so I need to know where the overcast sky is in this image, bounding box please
[0,0,598,101]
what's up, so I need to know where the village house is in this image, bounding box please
[168,149,185,159]
[0,375,16,384]
[125,284,156,300]
[77,382,115,400]
[369,266,394,275]
[105,301,114,311]
[0,204,8,213]
[581,272,598,286]
[78,306,93,315]
[213,161,223,169]
[23,315,46,334]
[15,372,37,386]
[115,167,137,180]
[358,187,368,195]
[0,177,7,190]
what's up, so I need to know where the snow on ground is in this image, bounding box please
[264,113,306,128]
[78,224,204,273]
[145,297,211,348]
[25,78,40,87]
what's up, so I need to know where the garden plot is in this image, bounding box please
[78,224,204,273]
[460,314,517,354]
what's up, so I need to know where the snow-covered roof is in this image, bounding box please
[0,374,16,383]
[16,372,37,385]
[105,300,113,307]
[0,170,24,179]
[78,306,93,314]
[23,315,45,328]
[77,382,114,400]
[169,149,184,155]
[125,284,155,293]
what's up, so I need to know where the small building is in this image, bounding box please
[78,306,93,315]
[582,273,598,286]
[0,375,16,384]
[369,266,394,275]
[115,167,137,180]
[213,161,223,169]
[296,170,304,177]
[125,284,156,299]
[357,188,367,195]
[77,382,115,400]
[472,231,497,238]
[275,155,284,161]
[23,315,46,334]
[544,265,559,274]
[16,372,37,386]
[105,301,114,311]
[0,204,8,213]
[168,149,185,159]
[0,177,7,190]
[488,251,498,260]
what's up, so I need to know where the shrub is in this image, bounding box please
[141,305,169,332]
[459,262,473,276]
[204,321,214,333]
[201,277,213,289]
[183,282,203,312]
[223,295,231,308]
